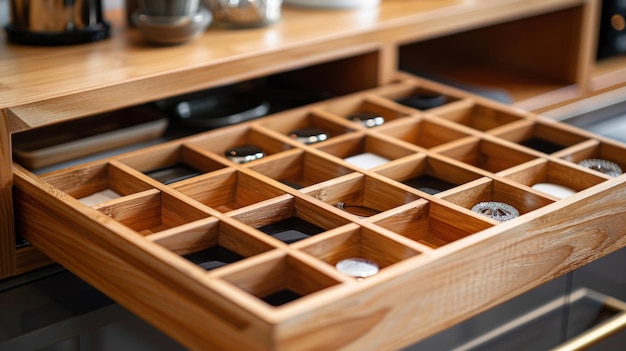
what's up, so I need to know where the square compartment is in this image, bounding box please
[94,189,210,235]
[315,134,415,170]
[247,150,354,189]
[321,95,411,127]
[491,120,589,154]
[172,169,286,212]
[437,138,538,174]
[433,101,525,132]
[229,195,351,245]
[375,154,483,195]
[304,173,423,219]
[373,200,493,248]
[260,109,354,144]
[298,225,422,278]
[500,159,606,199]
[218,252,342,307]
[118,143,226,185]
[559,140,626,178]
[40,162,153,206]
[189,125,292,164]
[441,178,554,222]
[374,82,460,111]
[376,118,470,150]
[149,218,276,271]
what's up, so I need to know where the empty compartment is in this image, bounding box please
[559,140,626,178]
[491,120,589,154]
[373,200,493,248]
[500,158,606,199]
[39,162,153,206]
[229,195,351,244]
[315,133,415,170]
[149,217,276,271]
[172,169,286,212]
[437,137,537,174]
[441,178,554,222]
[321,94,411,127]
[118,143,226,185]
[374,81,461,111]
[304,173,423,219]
[247,149,354,189]
[259,109,355,145]
[94,189,210,235]
[375,154,483,195]
[189,125,292,164]
[298,225,421,279]
[433,101,526,132]
[218,251,342,307]
[375,117,470,150]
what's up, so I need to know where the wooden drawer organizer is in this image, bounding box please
[12,75,626,351]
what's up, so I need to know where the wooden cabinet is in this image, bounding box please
[3,0,626,349]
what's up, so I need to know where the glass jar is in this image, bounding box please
[206,0,282,28]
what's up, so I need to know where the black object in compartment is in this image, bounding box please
[520,137,565,154]
[396,93,447,110]
[145,163,201,184]
[403,174,457,195]
[262,289,302,306]
[259,217,325,244]
[183,246,244,270]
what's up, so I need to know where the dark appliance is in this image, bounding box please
[597,0,626,58]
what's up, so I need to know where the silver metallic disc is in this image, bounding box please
[288,128,329,144]
[348,112,385,128]
[335,258,379,278]
[224,145,265,164]
[578,159,622,177]
[471,201,520,222]
[335,202,381,218]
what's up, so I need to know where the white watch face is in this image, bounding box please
[343,153,389,169]
[336,258,379,278]
[531,183,576,199]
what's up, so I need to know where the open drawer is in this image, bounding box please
[11,76,626,351]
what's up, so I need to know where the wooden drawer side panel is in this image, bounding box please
[12,165,273,351]
[1,111,15,278]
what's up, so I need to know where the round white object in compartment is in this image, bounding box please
[336,258,379,279]
[283,0,380,9]
[532,183,576,199]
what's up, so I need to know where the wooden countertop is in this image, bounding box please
[1,0,584,133]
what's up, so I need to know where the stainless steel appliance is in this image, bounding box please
[5,0,110,45]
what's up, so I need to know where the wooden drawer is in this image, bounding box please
[12,76,626,351]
